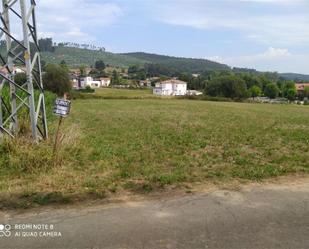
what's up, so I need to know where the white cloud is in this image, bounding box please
[153,0,309,46]
[209,47,290,63]
[36,0,123,43]
[208,47,309,73]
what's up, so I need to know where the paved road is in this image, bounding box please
[0,180,308,249]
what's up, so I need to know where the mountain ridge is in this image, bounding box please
[37,46,309,80]
[40,46,230,73]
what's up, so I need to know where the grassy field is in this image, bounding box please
[72,88,158,100]
[93,88,154,98]
[0,94,308,208]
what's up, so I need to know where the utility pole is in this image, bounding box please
[0,0,48,141]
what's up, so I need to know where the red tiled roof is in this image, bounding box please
[296,83,309,91]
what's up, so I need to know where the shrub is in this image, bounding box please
[205,75,249,100]
[264,83,279,99]
[249,85,262,99]
[43,64,72,96]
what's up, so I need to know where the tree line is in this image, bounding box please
[179,71,302,100]
[127,63,306,100]
[36,38,106,53]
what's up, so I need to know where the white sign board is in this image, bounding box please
[53,99,71,117]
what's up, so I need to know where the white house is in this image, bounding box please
[99,77,111,87]
[81,77,111,88]
[139,79,151,88]
[81,77,100,88]
[71,78,79,89]
[153,79,187,96]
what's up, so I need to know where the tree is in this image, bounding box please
[79,65,87,77]
[205,75,249,99]
[249,85,262,99]
[282,81,295,98]
[304,86,309,98]
[111,70,120,85]
[95,60,106,71]
[240,73,262,89]
[38,38,54,52]
[128,65,139,74]
[286,88,297,101]
[264,83,279,99]
[60,60,69,72]
[204,80,221,96]
[43,64,72,96]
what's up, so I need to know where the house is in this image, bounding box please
[0,67,25,76]
[70,73,80,89]
[153,79,187,96]
[80,77,102,88]
[0,67,8,76]
[139,79,151,88]
[296,83,309,94]
[99,77,111,87]
[14,67,24,74]
[80,77,111,88]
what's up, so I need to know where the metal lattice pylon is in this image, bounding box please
[0,0,47,141]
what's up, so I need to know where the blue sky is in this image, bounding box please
[36,0,309,74]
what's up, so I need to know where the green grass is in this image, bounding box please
[0,94,308,208]
[77,88,156,99]
[96,88,155,98]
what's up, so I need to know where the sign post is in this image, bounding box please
[53,96,71,163]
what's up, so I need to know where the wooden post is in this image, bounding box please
[53,94,67,163]
[53,116,63,155]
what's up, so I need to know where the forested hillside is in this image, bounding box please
[1,38,308,80]
[41,47,231,73]
[123,52,230,73]
[279,73,309,82]
[41,46,147,68]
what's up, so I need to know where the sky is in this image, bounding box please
[35,0,309,74]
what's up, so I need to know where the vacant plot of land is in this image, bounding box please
[80,88,156,99]
[0,98,308,208]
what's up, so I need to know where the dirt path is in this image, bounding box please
[0,177,308,249]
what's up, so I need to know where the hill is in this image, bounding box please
[41,46,148,68]
[40,46,230,73]
[122,52,230,73]
[279,73,309,82]
[5,42,306,78]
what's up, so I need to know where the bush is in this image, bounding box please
[43,64,72,96]
[249,85,262,99]
[264,83,279,99]
[205,75,249,100]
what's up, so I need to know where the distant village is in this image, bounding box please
[69,67,203,97]
[1,62,308,103]
[68,67,309,103]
